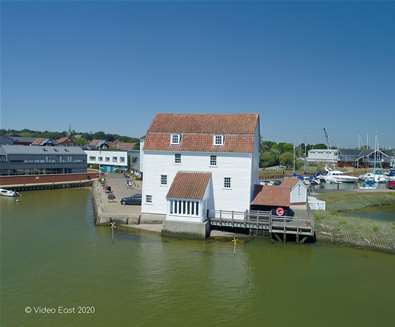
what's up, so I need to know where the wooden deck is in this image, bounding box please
[209,209,315,242]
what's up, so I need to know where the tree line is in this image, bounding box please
[260,141,328,168]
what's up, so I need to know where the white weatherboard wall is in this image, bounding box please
[85,150,128,167]
[290,181,308,204]
[141,151,254,216]
[139,140,144,172]
[308,196,326,210]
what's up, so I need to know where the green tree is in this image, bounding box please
[279,151,294,167]
[260,151,278,168]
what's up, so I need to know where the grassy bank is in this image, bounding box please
[314,192,395,252]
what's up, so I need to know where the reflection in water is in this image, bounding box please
[1,189,395,327]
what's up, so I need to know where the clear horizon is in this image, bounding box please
[1,1,394,148]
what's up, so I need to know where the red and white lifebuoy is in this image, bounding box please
[275,207,285,216]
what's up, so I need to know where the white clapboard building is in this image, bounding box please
[85,150,128,173]
[307,149,339,164]
[141,113,261,237]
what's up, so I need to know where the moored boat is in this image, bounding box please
[359,179,378,190]
[318,168,358,184]
[0,188,18,197]
[359,169,388,183]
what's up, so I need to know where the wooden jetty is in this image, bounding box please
[209,209,315,243]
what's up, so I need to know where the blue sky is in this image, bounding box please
[1,1,394,147]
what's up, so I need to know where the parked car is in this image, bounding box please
[120,194,142,205]
[387,180,395,189]
[105,186,112,193]
[107,193,116,200]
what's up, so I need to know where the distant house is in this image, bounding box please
[307,149,338,164]
[9,136,35,145]
[0,145,87,176]
[86,139,109,150]
[338,148,393,168]
[31,138,55,146]
[109,140,136,151]
[56,136,74,146]
[84,150,128,173]
[0,136,15,145]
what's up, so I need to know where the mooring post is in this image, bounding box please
[283,218,287,243]
[232,235,237,256]
[110,221,116,243]
[245,210,248,229]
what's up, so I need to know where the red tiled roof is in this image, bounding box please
[144,133,255,153]
[167,172,211,200]
[280,177,299,189]
[251,185,290,207]
[88,139,102,146]
[31,138,46,145]
[149,113,259,134]
[109,141,135,151]
[144,113,259,153]
[56,136,72,144]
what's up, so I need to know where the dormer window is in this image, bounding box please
[214,135,224,145]
[171,133,181,144]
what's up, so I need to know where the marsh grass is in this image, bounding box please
[314,192,395,251]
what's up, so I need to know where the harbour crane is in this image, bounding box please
[323,128,331,150]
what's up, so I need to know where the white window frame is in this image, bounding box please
[174,153,181,164]
[171,133,181,144]
[169,200,200,217]
[146,195,152,203]
[161,174,167,185]
[213,135,224,145]
[224,177,231,189]
[210,155,217,166]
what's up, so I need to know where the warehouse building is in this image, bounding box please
[0,145,87,176]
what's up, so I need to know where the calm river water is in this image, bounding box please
[1,188,394,327]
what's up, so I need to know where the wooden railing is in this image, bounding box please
[208,209,315,237]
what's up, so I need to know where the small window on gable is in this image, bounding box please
[210,155,217,166]
[214,135,224,145]
[171,134,181,144]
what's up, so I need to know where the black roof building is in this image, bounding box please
[0,145,87,176]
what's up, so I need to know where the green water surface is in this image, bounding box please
[1,189,394,327]
[345,205,395,222]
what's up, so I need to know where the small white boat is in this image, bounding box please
[359,170,388,183]
[0,188,18,197]
[319,168,358,184]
